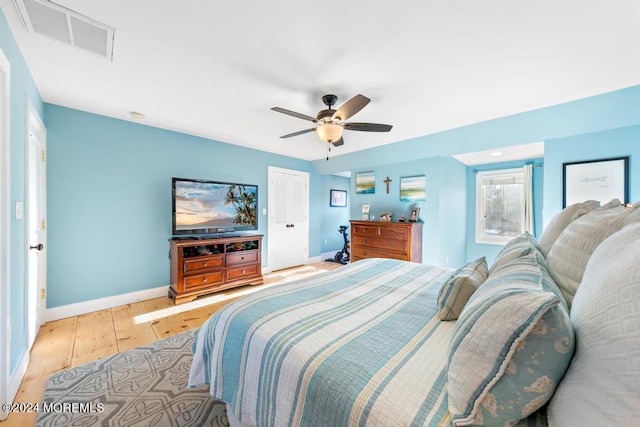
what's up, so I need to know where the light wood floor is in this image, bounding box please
[2,262,342,426]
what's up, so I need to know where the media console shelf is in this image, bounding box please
[169,234,263,304]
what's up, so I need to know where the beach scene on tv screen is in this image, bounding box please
[175,181,257,230]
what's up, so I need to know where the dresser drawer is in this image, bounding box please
[227,264,259,281]
[352,246,409,261]
[226,251,259,266]
[183,255,224,273]
[352,224,378,237]
[379,226,408,240]
[184,271,224,290]
[352,236,407,253]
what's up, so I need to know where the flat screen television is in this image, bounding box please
[172,177,258,236]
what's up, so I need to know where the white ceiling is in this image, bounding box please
[453,142,544,166]
[2,1,640,162]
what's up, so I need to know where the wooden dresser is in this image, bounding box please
[169,234,263,304]
[349,221,423,263]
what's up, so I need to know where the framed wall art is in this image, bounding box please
[355,171,375,194]
[400,175,426,202]
[330,189,347,207]
[563,156,629,207]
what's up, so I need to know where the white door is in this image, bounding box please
[26,104,46,347]
[268,167,309,271]
[0,48,11,422]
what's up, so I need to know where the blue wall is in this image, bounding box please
[465,159,544,265]
[320,174,351,254]
[0,10,44,376]
[45,104,323,307]
[543,125,640,225]
[350,157,467,267]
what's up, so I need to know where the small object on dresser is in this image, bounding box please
[398,215,406,222]
[379,211,392,222]
[409,207,420,222]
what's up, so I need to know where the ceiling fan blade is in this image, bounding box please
[331,137,344,147]
[343,122,393,132]
[279,128,316,138]
[271,107,317,122]
[332,94,370,121]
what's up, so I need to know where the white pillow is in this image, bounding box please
[545,201,629,306]
[547,223,640,426]
[538,200,600,257]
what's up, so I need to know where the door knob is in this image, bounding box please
[30,243,44,251]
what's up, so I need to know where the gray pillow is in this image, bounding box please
[548,223,640,426]
[538,200,600,257]
[545,202,629,306]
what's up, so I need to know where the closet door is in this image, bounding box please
[268,167,309,271]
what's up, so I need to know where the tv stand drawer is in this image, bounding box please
[227,251,258,266]
[227,264,259,281]
[184,271,224,290]
[184,255,224,273]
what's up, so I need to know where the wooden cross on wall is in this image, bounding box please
[384,176,392,194]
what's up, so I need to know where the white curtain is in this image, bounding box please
[523,164,534,233]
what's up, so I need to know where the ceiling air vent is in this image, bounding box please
[13,0,115,60]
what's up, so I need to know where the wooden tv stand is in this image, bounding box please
[169,234,263,304]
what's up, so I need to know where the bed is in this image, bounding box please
[189,200,640,427]
[189,259,456,426]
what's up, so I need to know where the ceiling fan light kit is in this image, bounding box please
[316,123,343,143]
[271,93,393,148]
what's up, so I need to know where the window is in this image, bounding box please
[476,168,530,245]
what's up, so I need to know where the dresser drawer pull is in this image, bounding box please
[203,277,208,282]
[203,262,208,267]
[241,269,246,274]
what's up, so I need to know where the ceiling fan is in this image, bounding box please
[271,94,393,147]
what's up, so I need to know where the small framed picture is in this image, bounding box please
[361,204,370,221]
[330,189,347,207]
[409,207,420,222]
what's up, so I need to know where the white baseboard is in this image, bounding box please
[7,350,29,406]
[44,258,330,323]
[44,285,169,323]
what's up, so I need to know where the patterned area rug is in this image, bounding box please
[37,329,228,427]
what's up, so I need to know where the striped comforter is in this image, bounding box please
[188,258,457,427]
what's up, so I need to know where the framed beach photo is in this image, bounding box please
[356,171,375,194]
[400,175,426,202]
[563,157,629,207]
[330,189,347,207]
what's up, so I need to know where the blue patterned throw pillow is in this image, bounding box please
[447,254,574,426]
